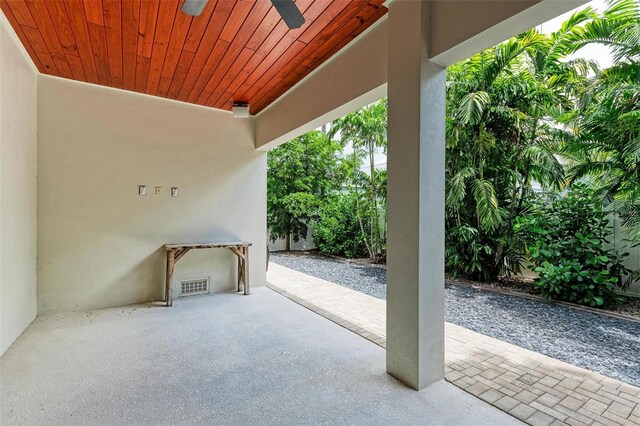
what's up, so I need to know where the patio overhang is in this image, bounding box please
[1,0,586,395]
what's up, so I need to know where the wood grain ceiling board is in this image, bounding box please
[1,0,387,115]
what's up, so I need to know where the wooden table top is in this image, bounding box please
[164,242,251,250]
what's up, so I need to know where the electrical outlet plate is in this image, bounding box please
[138,185,146,196]
[155,186,161,195]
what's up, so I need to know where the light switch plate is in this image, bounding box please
[138,185,146,196]
[171,187,179,197]
[155,186,161,195]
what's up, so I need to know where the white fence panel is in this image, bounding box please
[268,225,316,252]
[610,215,640,297]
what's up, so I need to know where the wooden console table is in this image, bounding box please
[163,241,251,307]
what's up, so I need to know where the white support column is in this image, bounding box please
[386,0,446,390]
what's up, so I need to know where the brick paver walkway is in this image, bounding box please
[267,263,640,426]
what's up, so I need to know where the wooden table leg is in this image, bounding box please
[228,247,242,292]
[243,245,250,295]
[229,246,248,294]
[165,249,175,307]
[236,255,242,291]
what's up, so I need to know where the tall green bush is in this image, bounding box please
[267,130,344,250]
[331,100,388,259]
[312,192,370,258]
[515,184,631,308]
[443,12,596,280]
[559,0,640,243]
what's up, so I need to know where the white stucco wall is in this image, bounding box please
[429,1,587,65]
[37,76,267,314]
[0,13,38,355]
[268,225,316,252]
[611,216,640,297]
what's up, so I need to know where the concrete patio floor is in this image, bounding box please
[267,263,640,426]
[0,287,518,425]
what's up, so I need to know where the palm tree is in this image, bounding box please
[560,0,640,242]
[330,100,387,259]
[445,10,595,280]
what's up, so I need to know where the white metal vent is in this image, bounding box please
[179,278,210,297]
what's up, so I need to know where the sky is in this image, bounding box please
[539,0,613,68]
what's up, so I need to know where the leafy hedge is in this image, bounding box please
[312,192,369,259]
[515,184,630,308]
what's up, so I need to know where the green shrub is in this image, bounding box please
[515,184,630,308]
[312,193,369,258]
[445,223,527,282]
[446,224,494,280]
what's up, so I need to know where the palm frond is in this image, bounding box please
[456,91,491,125]
[446,166,476,207]
[472,179,503,232]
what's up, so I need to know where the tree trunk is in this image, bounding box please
[286,216,291,251]
[353,150,373,258]
[369,140,383,256]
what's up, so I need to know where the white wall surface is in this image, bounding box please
[268,225,316,252]
[37,76,266,314]
[0,13,38,355]
[430,1,537,57]
[611,216,640,297]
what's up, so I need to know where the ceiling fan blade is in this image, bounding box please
[181,0,209,17]
[271,0,305,29]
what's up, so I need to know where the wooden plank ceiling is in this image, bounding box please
[1,0,387,114]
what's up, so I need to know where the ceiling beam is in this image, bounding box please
[255,0,587,149]
[429,0,587,66]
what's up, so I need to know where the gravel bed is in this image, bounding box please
[271,252,640,387]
